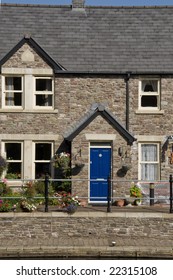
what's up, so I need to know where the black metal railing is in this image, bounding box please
[1,176,173,213]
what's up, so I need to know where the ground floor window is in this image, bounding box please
[139,143,160,181]
[3,142,23,179]
[1,141,54,179]
[34,142,53,179]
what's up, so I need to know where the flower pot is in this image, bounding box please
[134,199,142,206]
[116,199,125,207]
[66,204,78,214]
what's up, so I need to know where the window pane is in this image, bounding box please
[5,92,14,105]
[141,96,157,107]
[35,143,51,160]
[35,163,50,179]
[36,79,52,91]
[7,162,21,178]
[6,143,21,160]
[5,77,21,90]
[36,95,52,106]
[141,144,157,161]
[5,92,22,106]
[142,80,158,92]
[141,163,158,181]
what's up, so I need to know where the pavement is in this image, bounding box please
[0,205,173,259]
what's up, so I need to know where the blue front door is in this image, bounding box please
[90,147,111,202]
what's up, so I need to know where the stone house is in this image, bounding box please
[0,0,173,202]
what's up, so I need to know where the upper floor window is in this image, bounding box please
[1,75,54,111]
[139,79,160,110]
[34,77,53,108]
[3,76,23,107]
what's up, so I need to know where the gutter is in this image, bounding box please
[54,70,173,76]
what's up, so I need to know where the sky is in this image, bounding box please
[1,0,173,6]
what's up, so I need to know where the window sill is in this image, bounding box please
[135,109,164,115]
[0,109,58,114]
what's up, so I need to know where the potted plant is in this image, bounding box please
[56,192,80,214]
[130,182,142,205]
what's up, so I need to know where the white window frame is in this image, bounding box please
[34,77,54,109]
[138,142,160,181]
[2,141,23,179]
[2,75,24,108]
[33,141,54,178]
[138,78,160,111]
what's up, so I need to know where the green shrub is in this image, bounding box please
[5,173,20,179]
[0,179,12,196]
[22,181,36,198]
[0,199,13,212]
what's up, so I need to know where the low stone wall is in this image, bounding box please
[0,212,173,240]
[1,212,173,258]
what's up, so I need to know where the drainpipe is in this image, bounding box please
[125,72,131,131]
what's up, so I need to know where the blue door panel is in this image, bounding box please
[90,147,111,201]
[90,182,108,200]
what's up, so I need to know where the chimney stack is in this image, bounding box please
[72,0,85,9]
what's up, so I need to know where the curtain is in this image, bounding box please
[142,80,157,92]
[5,77,14,106]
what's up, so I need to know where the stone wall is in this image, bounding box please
[1,213,173,240]
[1,41,173,183]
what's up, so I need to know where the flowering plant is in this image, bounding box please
[53,152,70,171]
[0,178,11,196]
[55,192,80,214]
[20,198,37,212]
[0,156,7,177]
[0,199,12,212]
[55,192,80,207]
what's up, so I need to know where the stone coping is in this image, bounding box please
[0,246,173,259]
[0,211,173,218]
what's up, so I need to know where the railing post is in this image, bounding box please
[107,175,111,213]
[149,183,155,206]
[170,174,173,213]
[45,174,49,212]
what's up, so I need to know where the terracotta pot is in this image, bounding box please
[116,199,125,207]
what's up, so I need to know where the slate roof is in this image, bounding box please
[64,103,136,144]
[1,3,173,73]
